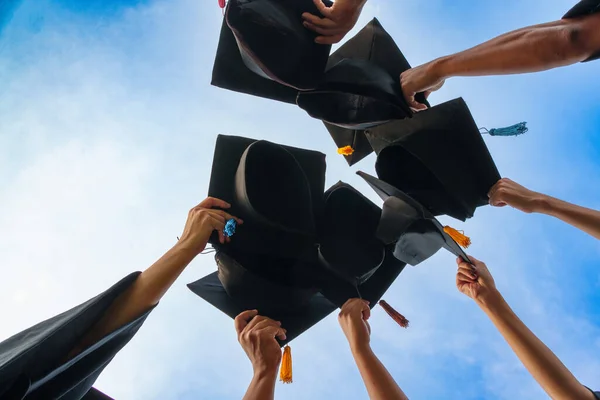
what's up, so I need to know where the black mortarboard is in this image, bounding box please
[188,251,337,346]
[317,182,385,286]
[358,171,471,266]
[83,388,114,400]
[192,135,410,344]
[207,135,326,258]
[296,18,429,165]
[0,273,151,400]
[212,0,332,103]
[365,98,501,221]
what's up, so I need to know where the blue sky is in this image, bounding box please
[0,0,599,399]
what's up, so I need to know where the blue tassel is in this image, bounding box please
[224,218,237,237]
[480,122,528,137]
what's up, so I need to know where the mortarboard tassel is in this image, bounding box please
[223,218,237,237]
[480,122,528,137]
[279,345,293,384]
[443,226,471,248]
[337,145,354,156]
[379,300,409,328]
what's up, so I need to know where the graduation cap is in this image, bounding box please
[188,251,337,348]
[295,18,429,165]
[190,136,412,380]
[212,0,332,103]
[207,135,326,258]
[365,98,501,221]
[358,171,471,266]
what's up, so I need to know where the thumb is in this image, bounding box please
[406,93,427,111]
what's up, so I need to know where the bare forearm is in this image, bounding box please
[535,196,600,240]
[69,243,197,357]
[243,370,277,400]
[477,291,593,400]
[352,345,408,400]
[434,21,589,79]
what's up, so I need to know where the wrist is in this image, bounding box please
[350,341,372,357]
[173,238,204,257]
[432,55,454,80]
[252,365,278,380]
[532,194,556,215]
[474,288,505,312]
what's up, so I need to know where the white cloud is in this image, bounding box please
[1,0,599,399]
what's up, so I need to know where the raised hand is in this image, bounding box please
[178,197,243,255]
[456,256,497,304]
[302,0,366,45]
[235,310,287,375]
[488,178,545,213]
[400,62,445,111]
[338,298,371,352]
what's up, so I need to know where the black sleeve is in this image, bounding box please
[562,1,600,62]
[0,272,150,400]
[563,0,600,19]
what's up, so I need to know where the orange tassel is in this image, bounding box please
[337,145,354,156]
[443,226,471,248]
[379,300,409,328]
[279,345,292,384]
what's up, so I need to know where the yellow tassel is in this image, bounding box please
[279,345,292,384]
[337,145,354,156]
[443,226,471,248]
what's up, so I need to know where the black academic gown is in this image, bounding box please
[0,272,152,400]
[563,0,600,62]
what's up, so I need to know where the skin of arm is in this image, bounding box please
[436,13,600,78]
[401,12,600,109]
[456,256,595,400]
[339,298,409,400]
[67,197,242,358]
[489,178,600,241]
[235,311,287,400]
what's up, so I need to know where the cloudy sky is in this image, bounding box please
[1,0,599,399]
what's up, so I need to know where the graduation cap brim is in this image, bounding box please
[83,388,114,400]
[296,59,411,130]
[212,0,333,102]
[212,18,299,104]
[314,18,429,166]
[225,0,332,90]
[318,247,407,308]
[358,171,471,264]
[318,181,386,285]
[208,135,326,258]
[188,273,337,346]
[365,98,500,221]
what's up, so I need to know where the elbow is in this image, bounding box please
[557,22,598,62]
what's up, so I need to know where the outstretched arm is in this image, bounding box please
[456,256,595,400]
[401,12,600,109]
[339,299,409,400]
[68,197,242,358]
[489,178,600,241]
[235,311,287,400]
